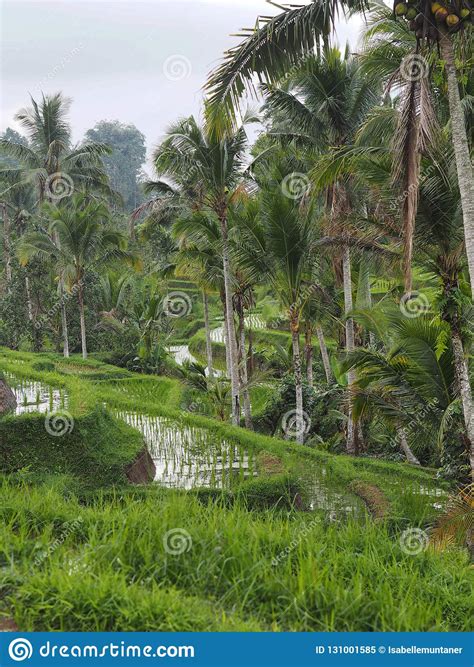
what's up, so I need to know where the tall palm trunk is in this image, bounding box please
[25,273,33,322]
[397,426,420,466]
[222,303,232,379]
[77,280,87,359]
[52,230,69,358]
[342,246,356,454]
[304,322,313,387]
[24,271,42,352]
[237,307,253,430]
[290,310,304,445]
[440,31,474,297]
[1,203,12,288]
[358,254,376,346]
[316,323,333,383]
[59,282,69,358]
[219,214,240,425]
[451,331,474,480]
[202,290,213,379]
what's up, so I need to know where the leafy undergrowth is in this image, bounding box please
[0,478,471,632]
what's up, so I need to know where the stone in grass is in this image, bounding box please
[0,376,16,415]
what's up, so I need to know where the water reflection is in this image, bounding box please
[116,410,257,489]
[6,375,67,415]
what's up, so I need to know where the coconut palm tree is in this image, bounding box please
[344,312,456,466]
[18,194,132,359]
[206,1,474,296]
[344,133,473,475]
[234,188,319,443]
[151,112,257,426]
[415,137,474,478]
[172,210,224,382]
[0,94,111,203]
[262,48,378,452]
[0,93,112,356]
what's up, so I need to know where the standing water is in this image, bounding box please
[116,410,257,489]
[5,374,67,415]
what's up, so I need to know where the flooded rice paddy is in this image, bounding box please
[3,372,448,517]
[116,410,258,489]
[6,374,67,415]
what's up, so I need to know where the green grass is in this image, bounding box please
[0,477,471,632]
[1,346,469,632]
[0,408,144,488]
[1,346,449,524]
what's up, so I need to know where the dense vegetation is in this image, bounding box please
[0,1,473,632]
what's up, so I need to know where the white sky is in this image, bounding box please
[1,0,364,169]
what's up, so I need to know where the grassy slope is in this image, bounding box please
[1,347,471,631]
[1,478,471,632]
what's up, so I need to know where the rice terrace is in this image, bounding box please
[0,0,473,640]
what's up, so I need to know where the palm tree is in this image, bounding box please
[151,113,257,426]
[345,312,455,466]
[18,194,131,359]
[235,188,318,443]
[206,2,474,296]
[344,134,473,475]
[0,93,112,355]
[415,138,474,479]
[172,210,224,382]
[0,94,111,203]
[263,48,377,453]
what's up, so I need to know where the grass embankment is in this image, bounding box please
[1,347,471,632]
[0,408,144,489]
[1,347,450,524]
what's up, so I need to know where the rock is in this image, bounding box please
[0,618,19,632]
[126,446,156,484]
[0,378,17,415]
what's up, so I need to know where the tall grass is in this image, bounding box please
[0,478,470,632]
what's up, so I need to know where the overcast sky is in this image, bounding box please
[1,0,363,170]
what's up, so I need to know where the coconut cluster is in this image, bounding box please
[394,0,472,40]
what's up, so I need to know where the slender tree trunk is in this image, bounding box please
[316,323,333,383]
[219,215,240,425]
[290,313,304,445]
[343,246,356,454]
[223,306,232,379]
[397,426,420,465]
[59,282,69,358]
[24,272,42,352]
[247,326,254,377]
[1,203,12,288]
[304,322,313,387]
[25,274,33,322]
[77,281,87,359]
[202,290,213,379]
[451,331,474,480]
[238,308,253,430]
[440,31,474,297]
[52,230,69,358]
[358,254,376,346]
